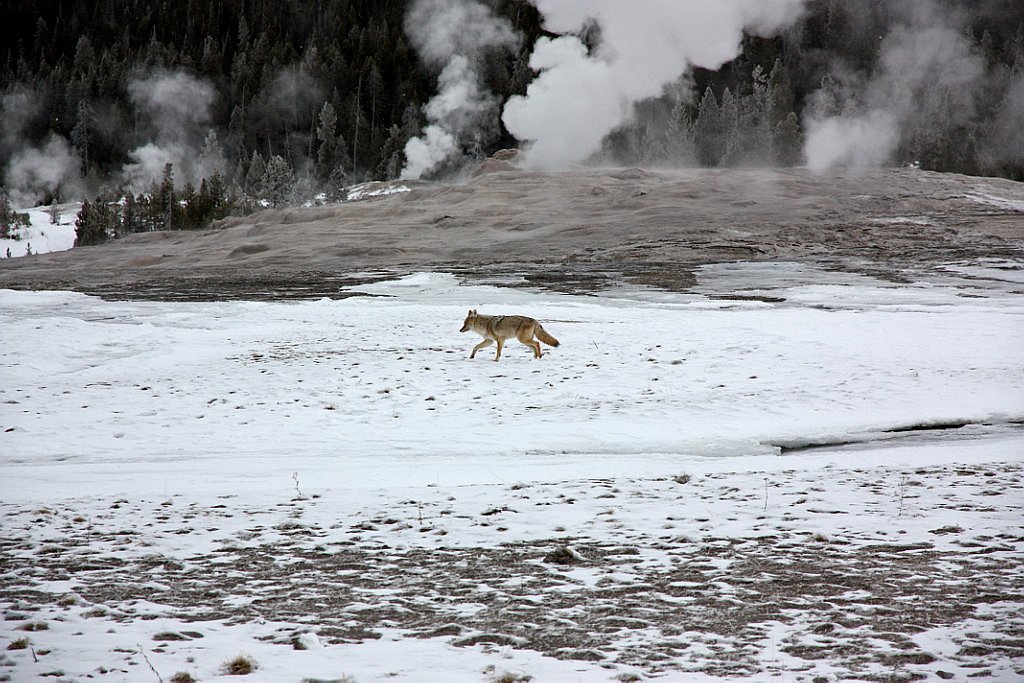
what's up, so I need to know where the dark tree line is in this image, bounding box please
[2,0,541,191]
[74,164,240,246]
[1,0,1021,248]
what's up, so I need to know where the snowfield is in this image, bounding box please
[2,267,1023,682]
[0,203,79,258]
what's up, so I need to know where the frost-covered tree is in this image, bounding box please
[262,155,295,207]
[693,88,725,166]
[245,151,266,196]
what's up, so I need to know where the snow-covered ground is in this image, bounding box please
[966,190,1024,213]
[346,181,412,202]
[0,203,80,258]
[2,267,1023,682]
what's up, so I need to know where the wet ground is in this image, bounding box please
[2,167,1022,301]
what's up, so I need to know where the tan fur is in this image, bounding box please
[460,309,560,361]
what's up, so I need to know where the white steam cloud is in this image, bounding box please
[400,0,519,179]
[1,88,83,207]
[804,2,987,172]
[123,69,224,189]
[804,111,900,172]
[988,73,1024,170]
[503,0,807,169]
[4,136,83,208]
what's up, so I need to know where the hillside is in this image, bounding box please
[1,166,1022,299]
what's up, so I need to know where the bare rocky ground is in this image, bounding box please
[2,461,1023,680]
[1,166,1023,299]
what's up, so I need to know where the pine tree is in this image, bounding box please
[718,88,740,166]
[119,193,138,237]
[374,124,405,180]
[665,96,696,165]
[70,100,95,173]
[158,163,176,230]
[809,74,845,120]
[228,105,246,159]
[314,101,339,182]
[774,112,803,166]
[198,130,227,178]
[0,191,27,239]
[262,155,294,207]
[72,36,95,77]
[74,198,109,246]
[245,150,266,197]
[694,88,725,166]
[179,182,199,230]
[510,47,532,94]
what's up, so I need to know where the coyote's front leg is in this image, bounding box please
[470,338,493,359]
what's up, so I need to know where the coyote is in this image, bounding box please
[460,310,560,361]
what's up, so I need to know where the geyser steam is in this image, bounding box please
[400,0,519,179]
[803,2,988,172]
[123,69,222,189]
[503,0,807,169]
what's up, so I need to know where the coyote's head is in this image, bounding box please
[460,309,478,333]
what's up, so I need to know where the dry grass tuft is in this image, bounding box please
[19,621,48,632]
[221,654,257,676]
[6,638,29,650]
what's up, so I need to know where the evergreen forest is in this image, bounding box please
[1,0,1022,245]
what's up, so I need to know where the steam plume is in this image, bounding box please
[503,0,807,169]
[400,0,519,179]
[4,136,83,208]
[2,87,83,207]
[123,69,222,189]
[804,2,987,172]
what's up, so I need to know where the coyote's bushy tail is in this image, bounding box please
[536,325,559,347]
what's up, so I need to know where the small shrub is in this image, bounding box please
[493,673,532,683]
[170,673,196,683]
[19,622,48,632]
[221,655,257,676]
[6,638,29,650]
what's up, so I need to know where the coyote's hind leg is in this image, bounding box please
[517,330,542,358]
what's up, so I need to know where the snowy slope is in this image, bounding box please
[0,203,80,258]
